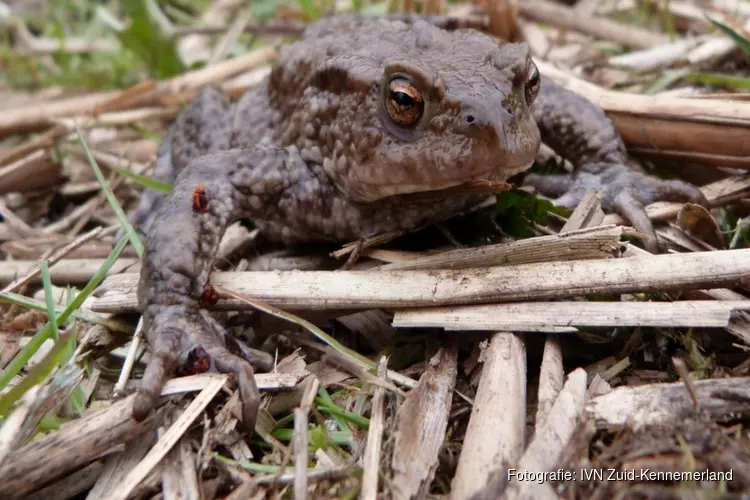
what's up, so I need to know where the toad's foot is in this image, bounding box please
[134,146,312,430]
[133,305,261,430]
[523,162,707,252]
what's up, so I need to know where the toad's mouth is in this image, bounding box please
[364,160,533,202]
[401,179,513,202]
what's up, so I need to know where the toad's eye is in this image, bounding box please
[525,62,540,106]
[386,77,424,127]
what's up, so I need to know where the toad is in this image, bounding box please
[129,16,705,429]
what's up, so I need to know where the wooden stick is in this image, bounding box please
[586,376,750,430]
[378,225,623,271]
[391,345,458,499]
[503,368,588,499]
[392,301,750,331]
[450,333,526,500]
[0,258,140,285]
[108,376,228,500]
[91,249,750,312]
[361,358,388,500]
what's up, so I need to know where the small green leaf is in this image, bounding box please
[115,0,186,79]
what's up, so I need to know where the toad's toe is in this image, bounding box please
[133,308,261,432]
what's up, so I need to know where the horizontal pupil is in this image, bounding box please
[391,91,415,106]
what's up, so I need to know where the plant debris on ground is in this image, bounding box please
[0,0,749,499]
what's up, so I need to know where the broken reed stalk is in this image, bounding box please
[91,249,750,312]
[537,60,750,170]
[392,301,750,332]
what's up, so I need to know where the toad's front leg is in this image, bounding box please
[525,79,706,252]
[134,146,307,430]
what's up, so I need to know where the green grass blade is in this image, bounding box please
[75,124,144,257]
[708,16,750,55]
[111,165,172,193]
[40,261,59,341]
[315,398,370,429]
[0,290,131,333]
[0,330,77,417]
[0,236,130,392]
[685,72,750,90]
[316,386,353,436]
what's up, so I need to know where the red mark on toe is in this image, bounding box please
[186,346,211,374]
[192,184,209,212]
[200,282,219,309]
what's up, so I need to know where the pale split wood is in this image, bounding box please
[361,357,389,500]
[391,301,750,331]
[390,345,458,500]
[57,107,180,130]
[378,224,623,271]
[161,437,200,500]
[208,11,252,66]
[127,46,278,109]
[155,372,302,394]
[160,407,201,500]
[585,377,750,430]
[535,338,564,428]
[0,373,291,498]
[535,190,602,428]
[108,375,229,500]
[86,428,156,500]
[727,312,750,346]
[516,19,550,57]
[0,394,154,499]
[451,333,526,500]
[0,364,83,468]
[91,249,750,312]
[27,461,104,500]
[114,317,144,398]
[293,376,320,500]
[622,244,749,343]
[502,368,587,500]
[0,197,35,237]
[687,15,750,66]
[177,0,245,66]
[559,190,605,231]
